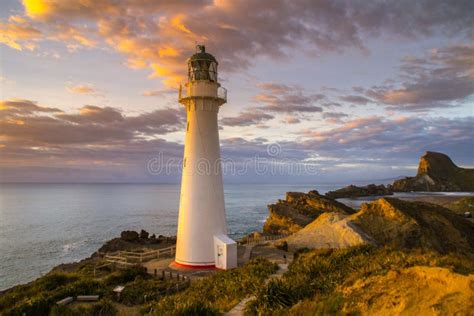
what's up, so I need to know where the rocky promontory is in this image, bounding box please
[392,151,474,192]
[351,198,474,255]
[263,190,355,235]
[325,184,393,199]
[283,196,474,256]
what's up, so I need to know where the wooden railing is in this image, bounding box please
[237,234,288,246]
[103,245,176,266]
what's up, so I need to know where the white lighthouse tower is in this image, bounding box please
[175,45,237,270]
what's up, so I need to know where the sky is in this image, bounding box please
[0,0,473,183]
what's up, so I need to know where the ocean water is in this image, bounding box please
[0,183,339,290]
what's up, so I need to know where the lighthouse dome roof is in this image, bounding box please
[189,45,217,64]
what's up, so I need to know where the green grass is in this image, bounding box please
[244,245,474,315]
[143,257,278,315]
[0,266,182,316]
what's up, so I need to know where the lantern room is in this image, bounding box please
[188,45,218,82]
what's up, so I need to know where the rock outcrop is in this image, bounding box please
[283,197,474,256]
[98,230,176,253]
[263,190,355,235]
[392,151,474,192]
[284,212,372,250]
[351,198,474,255]
[325,184,393,199]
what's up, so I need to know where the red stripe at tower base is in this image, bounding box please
[171,261,217,270]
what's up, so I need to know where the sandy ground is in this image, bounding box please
[284,212,371,250]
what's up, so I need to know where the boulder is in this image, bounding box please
[120,230,139,242]
[139,229,149,239]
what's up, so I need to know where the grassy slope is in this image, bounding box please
[245,245,474,315]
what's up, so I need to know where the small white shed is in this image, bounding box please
[213,234,237,270]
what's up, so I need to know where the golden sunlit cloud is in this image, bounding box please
[66,83,96,94]
[0,15,40,50]
[170,14,193,34]
[23,0,51,19]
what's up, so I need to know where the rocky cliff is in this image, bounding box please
[351,198,474,255]
[392,151,474,192]
[282,197,474,256]
[263,190,355,235]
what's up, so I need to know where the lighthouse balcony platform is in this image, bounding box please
[178,83,227,104]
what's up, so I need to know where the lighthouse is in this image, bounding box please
[175,45,237,270]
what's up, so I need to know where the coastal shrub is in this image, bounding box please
[120,278,178,305]
[90,299,117,316]
[145,257,278,315]
[6,293,51,316]
[245,245,474,314]
[48,300,117,316]
[150,298,219,316]
[1,276,107,316]
[41,273,80,291]
[104,266,149,286]
[0,273,79,312]
[50,304,79,316]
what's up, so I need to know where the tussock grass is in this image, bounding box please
[245,245,474,315]
[144,257,278,315]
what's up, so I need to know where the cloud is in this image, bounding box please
[66,83,97,95]
[1,0,471,86]
[254,83,324,113]
[142,88,175,97]
[300,116,474,159]
[0,99,62,115]
[0,99,185,145]
[0,15,41,50]
[281,116,301,124]
[1,98,473,182]
[221,110,274,127]
[362,44,474,111]
[339,95,372,105]
[322,111,348,124]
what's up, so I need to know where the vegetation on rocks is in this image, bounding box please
[245,245,474,315]
[352,198,474,256]
[447,196,474,215]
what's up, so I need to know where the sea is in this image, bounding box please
[0,183,471,290]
